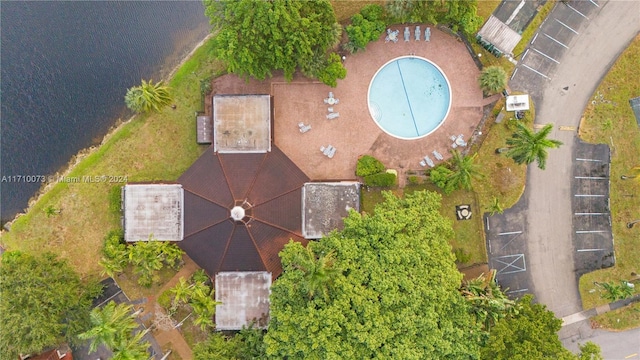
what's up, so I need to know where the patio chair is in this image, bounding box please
[404,27,410,42]
[432,150,444,161]
[425,27,431,42]
[327,112,340,120]
[298,122,305,128]
[450,135,457,141]
[300,125,311,133]
[333,99,339,105]
[329,91,334,99]
[320,146,325,153]
[415,26,421,41]
[424,156,435,168]
[324,98,330,104]
[419,160,427,167]
[328,107,334,113]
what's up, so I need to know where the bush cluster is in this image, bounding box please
[356,155,396,187]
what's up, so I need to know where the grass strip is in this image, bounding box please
[577,35,640,329]
[512,0,556,57]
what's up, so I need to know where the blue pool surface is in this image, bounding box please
[368,56,451,139]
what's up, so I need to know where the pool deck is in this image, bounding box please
[210,26,483,185]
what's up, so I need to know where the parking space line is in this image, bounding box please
[565,3,590,19]
[531,32,539,45]
[576,158,603,162]
[521,63,550,79]
[544,33,569,48]
[506,288,529,294]
[521,48,529,61]
[574,212,607,215]
[532,48,560,64]
[588,0,599,8]
[574,194,605,197]
[574,176,608,179]
[555,18,579,34]
[510,68,519,80]
[495,254,526,274]
[577,248,605,252]
[576,230,608,234]
[498,231,522,235]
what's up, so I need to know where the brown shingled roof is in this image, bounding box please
[178,146,309,277]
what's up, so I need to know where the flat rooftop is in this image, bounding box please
[122,184,184,242]
[302,182,361,239]
[213,94,271,153]
[215,271,272,330]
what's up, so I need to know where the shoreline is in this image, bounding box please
[2,33,214,231]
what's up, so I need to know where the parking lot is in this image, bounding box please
[511,0,606,96]
[484,196,533,298]
[572,139,614,277]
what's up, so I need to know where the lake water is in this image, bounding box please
[1,1,210,225]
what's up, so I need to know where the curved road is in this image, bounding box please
[508,0,640,357]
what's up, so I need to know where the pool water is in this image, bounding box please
[368,56,451,140]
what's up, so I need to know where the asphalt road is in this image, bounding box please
[507,0,640,357]
[563,324,640,360]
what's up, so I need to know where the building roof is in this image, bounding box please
[477,15,522,55]
[505,94,530,112]
[213,95,271,153]
[178,145,310,278]
[123,184,184,242]
[215,271,272,330]
[302,182,361,239]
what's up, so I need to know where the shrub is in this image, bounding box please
[345,5,386,53]
[356,155,385,177]
[408,175,420,185]
[157,289,172,311]
[429,165,456,194]
[453,248,472,264]
[364,172,396,187]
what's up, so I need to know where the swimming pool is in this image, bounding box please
[368,56,451,140]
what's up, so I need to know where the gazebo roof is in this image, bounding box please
[178,145,309,278]
[215,271,272,330]
[213,95,272,153]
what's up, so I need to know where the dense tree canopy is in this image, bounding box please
[265,190,481,359]
[0,251,102,358]
[481,295,576,360]
[205,0,344,85]
[386,0,483,34]
[344,4,387,53]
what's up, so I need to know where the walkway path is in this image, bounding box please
[509,0,639,319]
[145,256,199,360]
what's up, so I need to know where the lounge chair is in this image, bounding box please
[300,125,311,133]
[327,147,336,158]
[425,27,431,42]
[415,26,421,41]
[404,27,410,42]
[432,150,443,161]
[327,112,339,120]
[424,156,435,168]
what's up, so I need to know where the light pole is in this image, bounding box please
[627,219,640,229]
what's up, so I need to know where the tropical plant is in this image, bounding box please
[479,66,507,95]
[345,4,386,53]
[460,273,516,334]
[44,204,60,217]
[124,79,173,113]
[292,246,340,300]
[110,329,150,360]
[99,230,128,278]
[0,251,103,357]
[600,281,634,302]
[431,150,483,194]
[504,122,563,170]
[169,277,192,311]
[385,0,482,34]
[487,197,504,215]
[356,155,385,177]
[78,301,139,353]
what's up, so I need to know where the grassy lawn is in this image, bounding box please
[471,97,532,212]
[0,38,224,278]
[512,0,556,57]
[577,35,640,329]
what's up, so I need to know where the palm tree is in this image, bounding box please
[600,281,634,302]
[294,246,340,300]
[79,301,138,353]
[169,277,192,312]
[447,150,484,192]
[111,329,150,360]
[460,273,516,332]
[479,66,507,95]
[487,197,504,216]
[124,79,173,113]
[504,122,563,170]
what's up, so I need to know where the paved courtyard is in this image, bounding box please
[211,26,483,183]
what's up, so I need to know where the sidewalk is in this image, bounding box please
[562,295,640,326]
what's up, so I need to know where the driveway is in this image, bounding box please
[505,0,640,348]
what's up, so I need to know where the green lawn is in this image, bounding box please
[577,35,640,329]
[0,38,224,278]
[512,0,556,57]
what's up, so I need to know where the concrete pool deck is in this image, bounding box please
[210,25,483,184]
